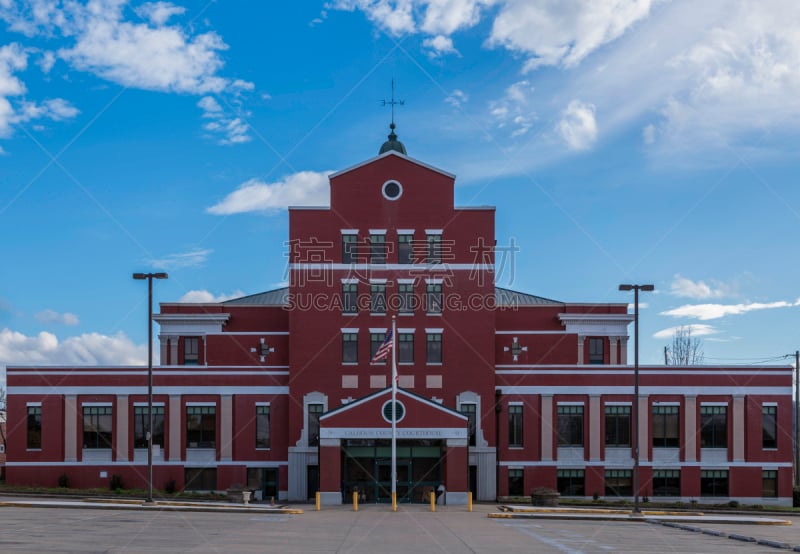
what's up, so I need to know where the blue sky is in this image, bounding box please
[1,0,799,382]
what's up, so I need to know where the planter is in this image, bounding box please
[226,489,252,505]
[530,489,560,507]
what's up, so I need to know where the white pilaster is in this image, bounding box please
[116,395,128,461]
[540,395,553,461]
[220,395,233,461]
[733,395,745,462]
[620,337,629,365]
[64,395,77,462]
[637,395,649,462]
[684,396,697,462]
[589,395,601,461]
[576,335,585,364]
[169,396,181,461]
[609,337,619,365]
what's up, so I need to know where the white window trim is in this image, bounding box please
[700,402,729,407]
[341,278,358,284]
[369,278,388,284]
[398,328,415,333]
[653,402,680,406]
[763,402,779,407]
[369,229,387,235]
[255,402,271,407]
[397,278,415,284]
[425,278,443,285]
[133,402,166,407]
[369,328,388,333]
[508,401,524,406]
[341,229,359,235]
[425,229,443,235]
[557,401,585,406]
[397,229,414,235]
[82,402,112,407]
[425,328,444,334]
[341,328,359,333]
[605,401,632,406]
[186,402,217,407]
[26,402,42,407]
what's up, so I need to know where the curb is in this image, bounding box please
[0,500,303,515]
[649,520,797,551]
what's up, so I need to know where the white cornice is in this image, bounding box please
[328,150,456,180]
[558,313,633,337]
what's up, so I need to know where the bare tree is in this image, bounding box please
[664,326,704,365]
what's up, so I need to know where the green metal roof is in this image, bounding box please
[222,288,289,306]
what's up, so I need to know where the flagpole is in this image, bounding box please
[391,315,397,512]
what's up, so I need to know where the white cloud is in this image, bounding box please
[148,247,212,270]
[445,88,468,107]
[207,171,332,215]
[642,123,655,144]
[422,34,459,57]
[669,274,731,299]
[488,0,653,70]
[660,299,799,321]
[178,289,245,303]
[489,79,535,137]
[134,1,186,26]
[38,50,56,73]
[0,327,146,367]
[555,99,597,150]
[198,95,251,144]
[58,0,231,94]
[653,323,718,339]
[34,309,79,326]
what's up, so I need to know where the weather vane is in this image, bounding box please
[381,79,404,125]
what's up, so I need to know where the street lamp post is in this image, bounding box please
[133,272,168,503]
[619,283,654,516]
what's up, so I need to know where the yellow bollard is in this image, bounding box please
[430,490,436,512]
[353,491,358,512]
[315,491,320,511]
[468,492,473,512]
[392,491,397,512]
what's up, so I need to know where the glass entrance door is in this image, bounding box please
[376,459,411,503]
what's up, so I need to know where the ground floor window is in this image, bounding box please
[604,469,632,497]
[762,470,778,498]
[508,469,524,496]
[652,469,680,496]
[133,405,165,448]
[557,469,585,496]
[82,405,113,449]
[700,470,728,497]
[184,468,217,491]
[247,467,279,500]
[186,405,216,448]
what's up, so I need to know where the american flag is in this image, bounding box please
[371,329,393,363]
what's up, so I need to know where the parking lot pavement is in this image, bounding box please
[0,503,795,553]
[649,516,800,551]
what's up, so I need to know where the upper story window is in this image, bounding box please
[426,282,442,314]
[508,404,523,447]
[184,337,199,365]
[27,405,42,449]
[426,332,442,364]
[370,283,386,314]
[557,405,584,446]
[700,405,727,449]
[398,332,414,363]
[604,405,630,446]
[652,405,679,448]
[398,233,414,264]
[460,403,477,446]
[762,405,777,449]
[134,405,165,448]
[342,332,358,363]
[342,283,357,314]
[370,233,386,264]
[398,282,414,315]
[370,333,388,364]
[588,338,604,364]
[342,234,358,264]
[426,233,442,264]
[256,405,270,449]
[308,404,323,447]
[186,405,216,448]
[83,405,113,449]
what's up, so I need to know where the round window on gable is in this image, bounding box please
[382,180,403,201]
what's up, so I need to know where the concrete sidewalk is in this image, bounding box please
[0,495,304,514]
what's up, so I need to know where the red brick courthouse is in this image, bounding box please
[6,126,794,505]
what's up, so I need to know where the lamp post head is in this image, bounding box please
[618,284,654,292]
[618,284,633,291]
[132,272,169,280]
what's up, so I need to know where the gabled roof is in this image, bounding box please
[222,288,289,306]
[321,387,466,421]
[495,287,563,306]
[328,150,455,180]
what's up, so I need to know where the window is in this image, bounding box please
[82,406,113,449]
[133,405,165,448]
[342,234,357,264]
[604,405,631,447]
[652,470,680,496]
[308,404,323,447]
[186,406,216,448]
[398,332,414,363]
[370,234,386,264]
[398,234,414,264]
[762,405,777,449]
[762,470,778,498]
[426,283,442,314]
[426,234,441,264]
[184,337,199,365]
[508,469,524,496]
[184,468,216,491]
[256,405,270,449]
[342,333,358,363]
[460,403,477,446]
[508,405,523,447]
[557,405,584,446]
[27,406,42,449]
[700,470,728,497]
[652,405,680,448]
[700,405,727,448]
[605,469,632,496]
[426,333,442,364]
[398,283,414,314]
[342,283,357,314]
[370,333,387,363]
[370,284,386,314]
[588,338,604,364]
[557,469,585,496]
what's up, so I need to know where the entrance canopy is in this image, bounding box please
[320,388,467,440]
